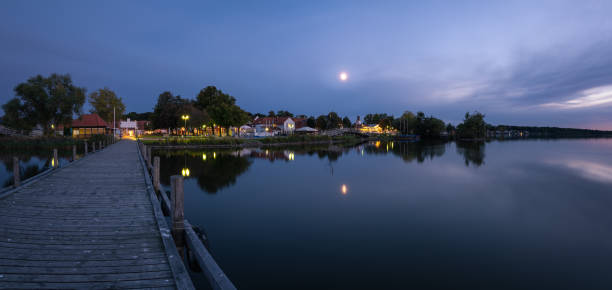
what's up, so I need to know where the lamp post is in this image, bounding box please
[181,115,189,136]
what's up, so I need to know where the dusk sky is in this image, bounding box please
[1,0,611,129]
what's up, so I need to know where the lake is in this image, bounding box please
[155,138,612,289]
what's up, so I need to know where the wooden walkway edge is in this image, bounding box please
[0,140,194,289]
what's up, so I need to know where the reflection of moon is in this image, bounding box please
[339,72,348,81]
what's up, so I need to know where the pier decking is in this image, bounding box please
[0,140,192,289]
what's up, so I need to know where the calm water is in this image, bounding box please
[145,139,612,288]
[0,149,75,188]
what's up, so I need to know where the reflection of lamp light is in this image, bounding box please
[202,154,207,161]
[181,168,190,177]
[51,158,55,167]
[288,152,295,161]
[213,152,216,159]
[341,184,348,195]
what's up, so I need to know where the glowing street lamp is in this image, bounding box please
[181,115,190,135]
[181,168,190,177]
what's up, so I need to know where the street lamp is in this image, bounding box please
[181,115,190,136]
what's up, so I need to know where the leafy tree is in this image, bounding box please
[268,110,276,117]
[393,111,417,134]
[306,116,316,128]
[342,116,351,128]
[315,115,328,130]
[456,111,487,139]
[2,73,86,135]
[124,111,153,121]
[446,123,455,135]
[152,92,188,130]
[1,98,28,131]
[326,112,342,129]
[276,110,293,117]
[195,86,249,135]
[364,113,389,125]
[89,88,125,124]
[379,116,393,130]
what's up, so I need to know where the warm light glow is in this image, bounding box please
[339,71,348,81]
[213,152,216,159]
[182,115,190,120]
[341,184,348,195]
[181,168,190,177]
[51,158,55,167]
[375,141,381,148]
[51,124,55,129]
[288,152,295,161]
[202,154,207,161]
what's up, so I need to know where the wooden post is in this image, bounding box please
[99,141,102,150]
[53,149,58,168]
[153,156,160,194]
[92,142,96,152]
[171,175,185,257]
[147,146,152,170]
[84,141,88,155]
[13,157,20,188]
[72,145,77,161]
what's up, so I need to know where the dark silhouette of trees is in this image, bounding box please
[2,73,86,135]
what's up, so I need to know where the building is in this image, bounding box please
[252,116,306,136]
[71,114,109,138]
[119,119,151,137]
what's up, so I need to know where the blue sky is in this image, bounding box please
[1,0,612,129]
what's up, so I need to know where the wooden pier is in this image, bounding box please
[0,140,194,289]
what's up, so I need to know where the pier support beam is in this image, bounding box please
[84,141,88,155]
[13,157,19,188]
[92,142,96,152]
[72,145,77,161]
[99,141,102,150]
[147,146,152,170]
[53,149,58,168]
[153,156,160,194]
[171,175,185,257]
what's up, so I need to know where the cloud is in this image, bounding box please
[539,85,612,109]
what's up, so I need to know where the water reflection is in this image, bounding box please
[155,141,492,194]
[455,141,486,167]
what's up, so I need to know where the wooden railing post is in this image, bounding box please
[72,145,77,161]
[13,157,20,188]
[53,149,58,168]
[99,141,102,150]
[147,146,152,170]
[153,156,160,194]
[84,141,88,155]
[171,175,185,257]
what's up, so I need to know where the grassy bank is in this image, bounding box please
[0,135,112,151]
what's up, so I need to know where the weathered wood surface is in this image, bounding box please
[0,140,192,289]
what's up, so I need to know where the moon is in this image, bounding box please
[339,72,348,81]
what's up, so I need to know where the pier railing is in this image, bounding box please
[0,135,117,197]
[137,141,237,290]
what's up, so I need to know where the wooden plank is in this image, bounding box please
[137,141,193,290]
[0,278,176,289]
[0,140,190,289]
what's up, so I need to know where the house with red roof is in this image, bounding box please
[70,114,110,138]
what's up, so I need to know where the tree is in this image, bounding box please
[456,111,487,139]
[306,116,316,128]
[342,116,351,128]
[327,112,342,129]
[315,115,328,130]
[89,88,125,124]
[268,110,276,117]
[276,110,293,117]
[364,113,389,125]
[1,98,28,131]
[152,92,188,130]
[195,86,249,135]
[124,111,153,121]
[3,73,86,135]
